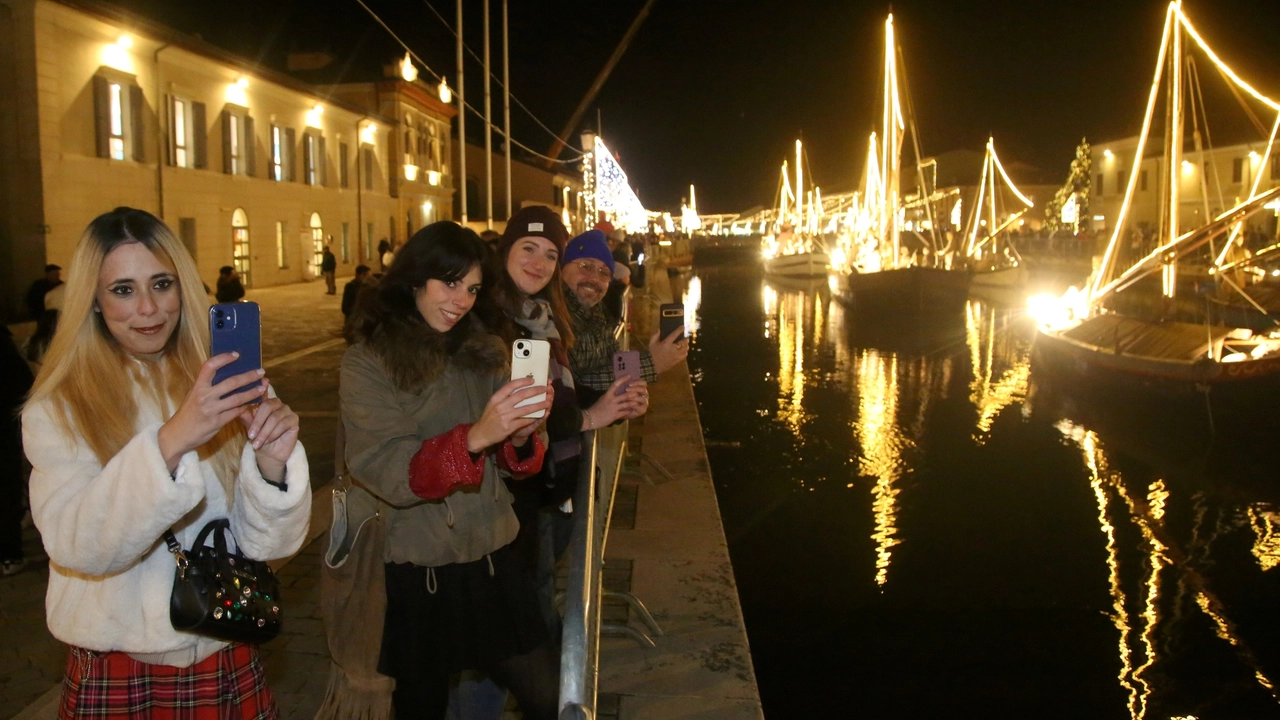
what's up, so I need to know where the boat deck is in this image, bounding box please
[1061,314,1230,361]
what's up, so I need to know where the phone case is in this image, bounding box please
[613,351,641,395]
[210,302,263,403]
[510,339,550,419]
[659,303,685,340]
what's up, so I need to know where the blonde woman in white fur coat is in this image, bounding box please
[22,207,311,719]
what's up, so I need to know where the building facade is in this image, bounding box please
[0,0,461,318]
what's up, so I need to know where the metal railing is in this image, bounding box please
[557,287,664,719]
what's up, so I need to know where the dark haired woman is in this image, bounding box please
[340,220,558,720]
[491,207,647,634]
[24,207,310,717]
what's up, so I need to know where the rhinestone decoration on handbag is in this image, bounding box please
[164,518,283,644]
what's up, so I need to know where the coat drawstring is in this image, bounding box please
[444,498,455,528]
[486,554,495,577]
[426,567,438,595]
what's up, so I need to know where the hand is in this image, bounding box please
[238,379,299,482]
[158,353,266,472]
[617,378,649,420]
[511,384,554,446]
[467,378,554,453]
[585,376,645,429]
[647,326,688,374]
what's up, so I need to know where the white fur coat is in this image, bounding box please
[23,386,311,667]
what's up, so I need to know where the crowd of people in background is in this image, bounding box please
[0,205,688,719]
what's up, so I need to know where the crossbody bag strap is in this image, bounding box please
[163,529,189,578]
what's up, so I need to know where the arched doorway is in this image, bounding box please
[231,208,251,287]
[309,212,323,278]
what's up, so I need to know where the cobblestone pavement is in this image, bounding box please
[2,279,346,719]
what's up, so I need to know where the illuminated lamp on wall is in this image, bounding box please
[427,170,441,186]
[359,122,377,146]
[225,77,249,106]
[404,164,419,181]
[437,77,452,104]
[305,104,324,129]
[102,34,136,73]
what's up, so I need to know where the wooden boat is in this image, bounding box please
[1034,5,1280,398]
[963,138,1034,293]
[971,263,1029,289]
[836,266,969,314]
[764,250,830,278]
[758,140,832,279]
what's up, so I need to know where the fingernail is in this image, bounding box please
[257,369,266,376]
[232,351,240,357]
[248,430,256,439]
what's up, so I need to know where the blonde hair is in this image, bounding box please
[27,208,244,494]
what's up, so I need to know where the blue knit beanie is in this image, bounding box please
[562,230,615,274]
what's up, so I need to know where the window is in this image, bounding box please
[276,221,287,269]
[1096,173,1104,196]
[222,111,246,175]
[1233,157,1244,183]
[342,223,350,264]
[340,142,349,188]
[365,222,374,260]
[93,74,144,162]
[232,208,251,287]
[173,98,190,167]
[553,184,561,205]
[271,126,283,181]
[1139,169,1148,191]
[309,213,324,279]
[305,134,317,185]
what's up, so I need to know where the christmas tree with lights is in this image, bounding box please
[1044,139,1091,231]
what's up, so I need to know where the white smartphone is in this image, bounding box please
[510,339,551,419]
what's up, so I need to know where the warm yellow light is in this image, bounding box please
[1103,149,1114,159]
[359,123,377,145]
[305,105,324,129]
[399,52,418,83]
[225,81,248,106]
[1181,160,1194,173]
[404,164,419,181]
[117,35,133,49]
[427,170,441,186]
[102,42,136,73]
[236,77,249,89]
[1249,150,1261,163]
[438,77,452,104]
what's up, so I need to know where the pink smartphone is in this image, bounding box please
[612,351,641,395]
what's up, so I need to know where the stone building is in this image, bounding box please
[0,0,456,318]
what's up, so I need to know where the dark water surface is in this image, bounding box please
[682,258,1280,719]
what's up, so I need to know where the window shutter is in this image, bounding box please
[302,134,313,185]
[165,94,174,166]
[92,75,110,158]
[221,110,232,174]
[243,116,256,176]
[340,143,349,188]
[192,102,207,169]
[130,85,145,162]
[318,136,327,186]
[285,128,296,181]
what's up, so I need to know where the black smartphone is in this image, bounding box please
[659,302,685,340]
[210,302,263,403]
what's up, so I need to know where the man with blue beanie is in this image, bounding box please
[560,229,687,407]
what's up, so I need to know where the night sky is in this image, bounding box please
[101,0,1280,214]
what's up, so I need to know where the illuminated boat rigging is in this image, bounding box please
[761,140,832,278]
[965,137,1034,291]
[1033,2,1280,397]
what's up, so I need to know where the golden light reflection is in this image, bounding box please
[774,291,807,435]
[856,350,909,587]
[1248,506,1280,572]
[966,301,1031,442]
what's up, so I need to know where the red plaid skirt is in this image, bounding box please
[59,643,279,720]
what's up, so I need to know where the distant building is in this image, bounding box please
[453,142,587,236]
[1089,136,1280,239]
[904,148,1059,236]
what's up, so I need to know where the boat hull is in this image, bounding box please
[763,252,829,278]
[834,266,971,316]
[970,264,1029,289]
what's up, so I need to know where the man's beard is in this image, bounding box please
[575,281,606,304]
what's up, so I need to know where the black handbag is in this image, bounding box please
[163,518,283,644]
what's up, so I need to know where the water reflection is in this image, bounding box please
[965,300,1031,442]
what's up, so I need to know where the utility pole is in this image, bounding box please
[457,0,467,225]
[543,0,658,166]
[483,0,493,229]
[503,0,512,219]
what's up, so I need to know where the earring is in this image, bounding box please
[93,306,101,313]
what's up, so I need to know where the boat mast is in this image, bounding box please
[779,160,791,230]
[882,14,902,268]
[1164,12,1183,299]
[795,139,805,232]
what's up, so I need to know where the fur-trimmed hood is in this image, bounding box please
[356,311,508,395]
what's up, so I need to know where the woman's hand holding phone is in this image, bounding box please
[239,378,299,483]
[158,352,267,473]
[468,378,554,452]
[586,376,648,429]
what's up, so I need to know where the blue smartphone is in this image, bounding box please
[210,302,263,403]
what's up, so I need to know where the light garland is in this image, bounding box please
[583,136,648,232]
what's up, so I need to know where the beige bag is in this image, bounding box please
[314,418,395,720]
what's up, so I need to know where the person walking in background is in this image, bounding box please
[215,265,245,303]
[24,264,62,321]
[339,221,559,720]
[0,325,34,576]
[561,230,687,406]
[379,239,395,272]
[23,207,310,716]
[342,264,372,319]
[322,245,338,295]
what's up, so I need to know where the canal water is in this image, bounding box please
[682,257,1280,719]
